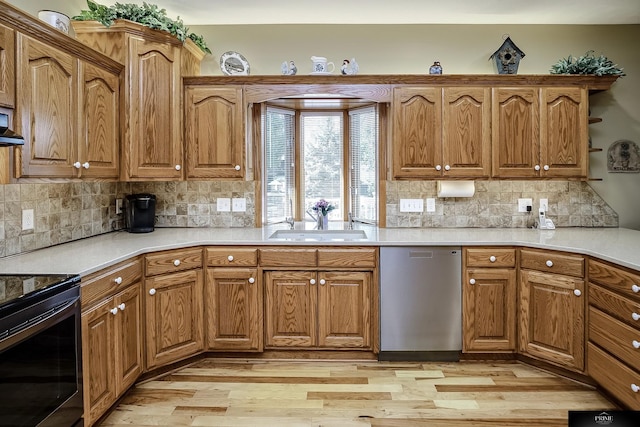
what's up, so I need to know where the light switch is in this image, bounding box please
[426,198,436,212]
[399,199,424,213]
[217,198,231,212]
[232,198,246,212]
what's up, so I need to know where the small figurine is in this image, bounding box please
[429,61,443,74]
[281,60,297,75]
[340,58,359,75]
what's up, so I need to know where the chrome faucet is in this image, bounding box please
[348,212,354,229]
[285,216,295,229]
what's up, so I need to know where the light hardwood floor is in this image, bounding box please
[98,359,616,427]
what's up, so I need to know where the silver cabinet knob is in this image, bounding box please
[73,161,81,169]
[82,162,90,169]
[310,279,316,285]
[173,259,181,266]
[235,165,241,171]
[469,278,476,285]
[435,165,442,171]
[110,307,118,315]
[149,288,156,296]
[573,289,582,297]
[248,277,255,284]
[633,340,640,349]
[546,260,554,267]
[534,165,541,171]
[543,165,550,171]
[632,312,640,321]
[444,165,451,171]
[632,384,640,393]
[319,279,326,285]
[489,256,496,263]
[632,284,640,293]
[228,255,234,262]
[175,165,181,171]
[114,276,123,285]
[118,303,126,311]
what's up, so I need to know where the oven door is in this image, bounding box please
[0,286,82,427]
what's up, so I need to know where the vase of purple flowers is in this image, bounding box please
[311,199,335,230]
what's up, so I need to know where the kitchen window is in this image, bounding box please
[263,104,378,225]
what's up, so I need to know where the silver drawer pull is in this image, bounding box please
[319,279,326,285]
[173,259,181,266]
[633,340,640,349]
[489,256,496,263]
[114,276,123,285]
[228,255,234,262]
[118,303,126,311]
[310,279,316,285]
[632,284,640,293]
[469,279,476,285]
[149,288,156,296]
[632,312,640,321]
[248,277,255,284]
[110,307,118,315]
[573,289,582,297]
[632,384,640,393]
[546,260,553,267]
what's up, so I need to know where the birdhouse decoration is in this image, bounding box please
[489,36,525,74]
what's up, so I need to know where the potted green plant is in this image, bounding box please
[72,0,210,54]
[550,51,624,76]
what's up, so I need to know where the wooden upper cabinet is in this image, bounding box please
[79,61,120,179]
[15,34,78,178]
[492,87,541,178]
[442,87,491,177]
[126,36,182,180]
[392,86,442,178]
[0,23,15,108]
[540,87,588,178]
[184,86,244,179]
[393,86,490,178]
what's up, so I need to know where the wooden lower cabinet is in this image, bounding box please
[82,283,143,426]
[264,270,372,349]
[463,268,516,352]
[519,269,585,371]
[206,267,262,351]
[145,269,204,369]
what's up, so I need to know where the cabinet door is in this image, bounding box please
[392,86,442,178]
[318,271,371,348]
[81,299,116,426]
[264,271,317,347]
[491,87,540,178]
[442,87,491,177]
[15,34,77,177]
[145,269,204,368]
[206,267,261,351]
[113,283,143,395]
[519,269,585,371]
[463,268,516,352]
[79,61,119,179]
[124,36,182,180]
[185,86,244,179]
[0,24,15,108]
[540,87,588,178]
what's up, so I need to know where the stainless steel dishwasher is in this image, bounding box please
[379,246,462,361]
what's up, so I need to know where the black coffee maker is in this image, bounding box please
[124,194,156,233]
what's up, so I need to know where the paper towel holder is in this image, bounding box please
[437,181,476,198]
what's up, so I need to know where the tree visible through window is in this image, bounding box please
[263,104,378,225]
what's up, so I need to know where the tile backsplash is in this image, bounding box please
[0,179,617,258]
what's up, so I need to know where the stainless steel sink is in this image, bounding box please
[268,229,368,241]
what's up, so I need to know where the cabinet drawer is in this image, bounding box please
[589,306,640,369]
[259,248,317,268]
[589,259,640,302]
[81,257,142,308]
[206,247,257,267]
[588,342,640,410]
[318,248,377,268]
[589,284,640,328]
[465,248,516,268]
[520,248,584,278]
[145,248,203,276]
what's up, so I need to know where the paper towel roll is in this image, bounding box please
[437,181,475,198]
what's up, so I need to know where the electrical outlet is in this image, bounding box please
[232,198,246,212]
[426,198,436,213]
[217,198,231,212]
[22,209,34,230]
[115,198,123,214]
[540,198,549,212]
[399,199,424,213]
[518,198,533,213]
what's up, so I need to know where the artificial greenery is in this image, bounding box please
[550,51,625,77]
[72,0,211,54]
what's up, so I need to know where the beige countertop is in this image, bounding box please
[1,225,639,276]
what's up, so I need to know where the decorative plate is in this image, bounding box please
[220,51,250,76]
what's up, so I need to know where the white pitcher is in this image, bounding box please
[310,56,335,74]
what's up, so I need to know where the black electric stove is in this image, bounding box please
[0,274,81,318]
